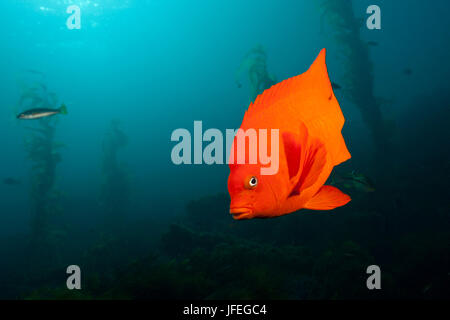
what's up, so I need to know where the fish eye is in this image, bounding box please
[245,176,258,189]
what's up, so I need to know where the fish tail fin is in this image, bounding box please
[304,185,351,210]
[59,104,68,115]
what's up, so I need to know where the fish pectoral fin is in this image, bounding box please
[303,185,351,210]
[282,122,318,181]
[288,126,327,197]
[282,131,303,180]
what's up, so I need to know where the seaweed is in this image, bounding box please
[320,0,390,155]
[17,80,67,269]
[100,120,130,229]
[236,44,277,103]
[23,188,450,300]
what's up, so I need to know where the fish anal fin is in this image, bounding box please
[304,185,351,210]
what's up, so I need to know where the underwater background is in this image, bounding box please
[0,0,449,299]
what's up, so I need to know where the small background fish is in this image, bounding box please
[17,104,68,120]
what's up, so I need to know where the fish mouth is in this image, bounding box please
[230,207,253,220]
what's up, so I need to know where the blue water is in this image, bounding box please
[0,0,449,299]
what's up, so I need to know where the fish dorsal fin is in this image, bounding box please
[304,48,328,87]
[246,75,291,115]
[303,48,352,166]
[246,49,333,119]
[245,48,351,168]
[246,49,328,116]
[283,123,327,197]
[304,185,351,210]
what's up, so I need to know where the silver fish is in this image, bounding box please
[17,104,68,120]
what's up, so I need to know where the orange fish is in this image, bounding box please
[228,49,351,220]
